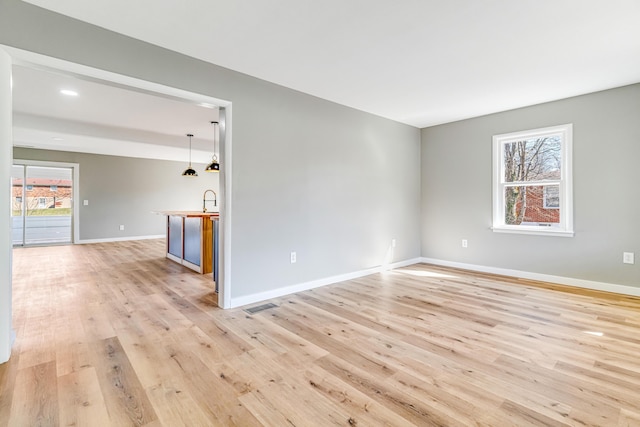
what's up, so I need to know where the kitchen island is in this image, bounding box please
[155,211,219,274]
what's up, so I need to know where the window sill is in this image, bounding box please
[491,226,574,237]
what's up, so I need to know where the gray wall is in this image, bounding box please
[421,84,640,287]
[14,148,219,241]
[1,0,422,301]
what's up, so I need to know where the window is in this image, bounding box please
[50,185,57,192]
[26,185,33,191]
[492,124,573,236]
[38,197,47,209]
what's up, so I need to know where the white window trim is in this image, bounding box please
[492,124,574,237]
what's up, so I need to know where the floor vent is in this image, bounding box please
[244,303,278,315]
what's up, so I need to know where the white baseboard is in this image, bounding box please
[420,257,640,297]
[76,234,164,244]
[229,257,422,309]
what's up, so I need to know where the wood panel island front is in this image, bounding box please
[155,211,219,274]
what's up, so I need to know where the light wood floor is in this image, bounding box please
[2,240,640,426]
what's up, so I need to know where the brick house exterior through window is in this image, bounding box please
[12,178,73,212]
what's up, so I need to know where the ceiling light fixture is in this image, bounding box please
[182,133,198,177]
[60,89,78,97]
[205,121,220,173]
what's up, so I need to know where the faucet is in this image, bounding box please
[203,189,217,213]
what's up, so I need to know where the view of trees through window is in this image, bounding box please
[503,136,561,225]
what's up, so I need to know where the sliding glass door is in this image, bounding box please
[11,164,73,246]
[11,165,24,246]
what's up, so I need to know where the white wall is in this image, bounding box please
[0,48,13,363]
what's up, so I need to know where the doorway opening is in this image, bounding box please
[11,161,79,246]
[5,46,233,308]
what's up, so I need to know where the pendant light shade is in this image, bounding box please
[205,121,220,172]
[182,133,198,177]
[182,166,198,176]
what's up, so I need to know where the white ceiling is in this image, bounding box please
[12,65,220,162]
[12,0,640,157]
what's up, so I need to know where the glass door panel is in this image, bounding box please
[11,165,25,245]
[12,164,73,246]
[24,166,73,245]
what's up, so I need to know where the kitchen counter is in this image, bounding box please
[155,211,219,274]
[154,210,219,218]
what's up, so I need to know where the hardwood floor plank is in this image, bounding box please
[269,303,396,380]
[91,336,158,426]
[296,292,419,341]
[4,241,640,425]
[9,361,59,426]
[235,392,299,427]
[0,351,20,426]
[316,354,459,426]
[496,399,571,427]
[15,306,57,371]
[618,408,640,427]
[387,369,490,426]
[238,369,352,427]
[161,345,262,426]
[57,367,110,426]
[302,365,419,426]
[554,360,640,394]
[54,303,94,377]
[114,325,177,390]
[145,381,215,427]
[493,354,621,424]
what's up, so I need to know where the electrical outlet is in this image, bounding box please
[462,239,468,248]
[391,239,396,248]
[623,252,635,264]
[119,225,125,231]
[290,251,297,264]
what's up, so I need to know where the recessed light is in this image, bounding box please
[60,89,78,97]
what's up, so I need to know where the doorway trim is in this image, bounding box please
[2,45,234,309]
[13,159,80,245]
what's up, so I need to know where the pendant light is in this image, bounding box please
[205,121,220,172]
[182,133,198,177]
